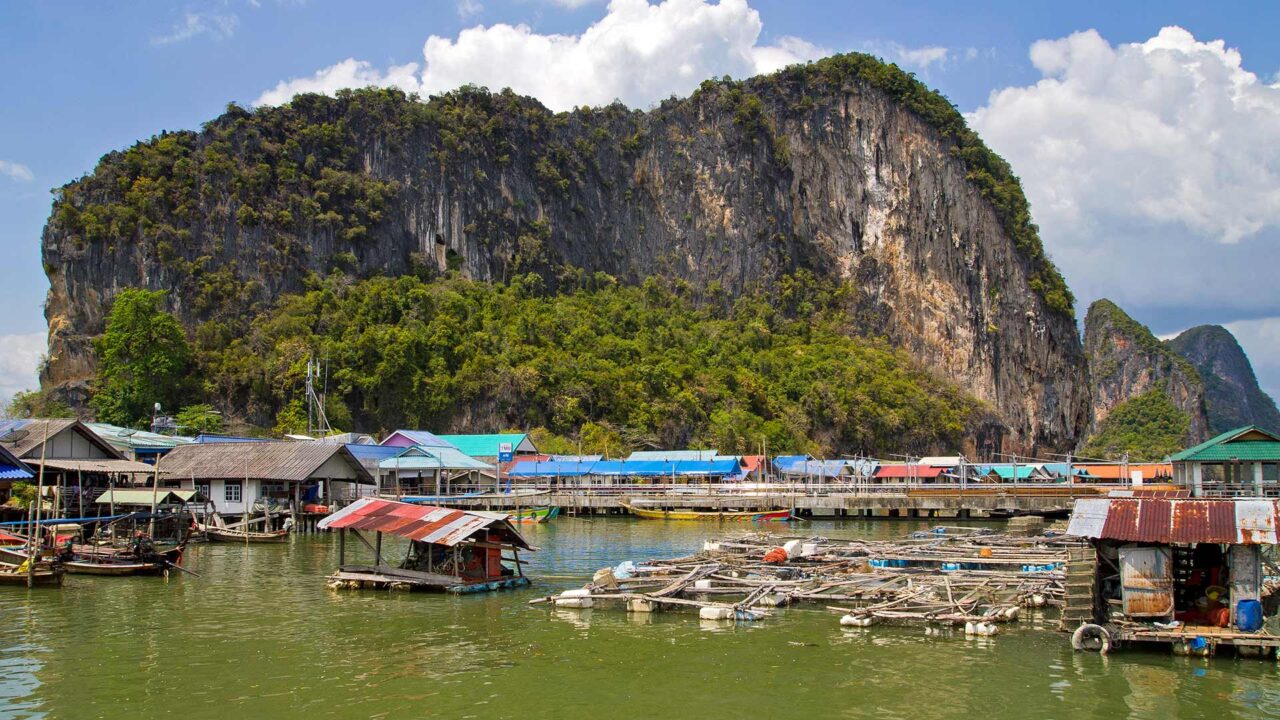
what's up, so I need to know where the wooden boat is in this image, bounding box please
[202,526,289,543]
[62,559,168,576]
[509,506,560,524]
[0,564,65,587]
[623,504,795,521]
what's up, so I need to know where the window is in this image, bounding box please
[224,482,242,503]
[196,483,210,500]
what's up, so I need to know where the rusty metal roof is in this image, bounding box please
[1068,498,1279,544]
[159,442,374,484]
[317,497,532,549]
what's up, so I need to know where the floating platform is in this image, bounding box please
[329,564,531,594]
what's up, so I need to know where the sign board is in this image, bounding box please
[498,442,514,464]
[1131,470,1143,487]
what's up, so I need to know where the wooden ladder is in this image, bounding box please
[1059,546,1097,631]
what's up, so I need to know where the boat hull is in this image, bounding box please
[623,504,794,521]
[202,527,290,543]
[63,561,167,576]
[510,507,560,524]
[0,568,65,587]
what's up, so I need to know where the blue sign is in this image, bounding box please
[498,442,514,464]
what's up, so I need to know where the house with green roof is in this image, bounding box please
[434,434,538,461]
[1170,425,1280,497]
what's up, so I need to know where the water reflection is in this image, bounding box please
[0,519,1274,719]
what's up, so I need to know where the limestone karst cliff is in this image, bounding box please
[39,54,1089,453]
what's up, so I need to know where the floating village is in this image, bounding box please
[0,415,1278,661]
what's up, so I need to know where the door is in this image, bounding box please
[1119,544,1175,617]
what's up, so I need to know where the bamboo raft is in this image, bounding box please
[531,527,1081,631]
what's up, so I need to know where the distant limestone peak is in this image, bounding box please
[1167,324,1280,435]
[1082,299,1209,446]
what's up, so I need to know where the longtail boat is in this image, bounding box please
[509,506,560,524]
[623,504,795,521]
[0,562,65,587]
[201,526,290,543]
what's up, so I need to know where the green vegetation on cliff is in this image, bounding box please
[191,273,978,455]
[1081,388,1190,461]
[91,289,194,426]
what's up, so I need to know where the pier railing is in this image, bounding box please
[469,480,1157,498]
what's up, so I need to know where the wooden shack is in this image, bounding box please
[317,497,533,593]
[1063,497,1280,657]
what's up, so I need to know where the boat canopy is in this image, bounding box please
[95,489,198,505]
[318,497,533,550]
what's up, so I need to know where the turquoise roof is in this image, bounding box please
[435,434,535,458]
[380,445,494,472]
[1169,425,1280,462]
[983,465,1037,480]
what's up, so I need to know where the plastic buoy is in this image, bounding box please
[700,606,735,621]
[555,597,594,609]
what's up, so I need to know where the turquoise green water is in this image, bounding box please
[1,518,1278,719]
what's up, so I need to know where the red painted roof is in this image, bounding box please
[1075,463,1172,479]
[318,497,532,549]
[1068,498,1279,544]
[875,465,944,479]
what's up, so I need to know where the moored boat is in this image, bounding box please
[62,559,168,576]
[201,526,290,543]
[0,563,65,587]
[509,506,560,524]
[623,504,795,521]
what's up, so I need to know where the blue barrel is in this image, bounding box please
[1236,599,1263,632]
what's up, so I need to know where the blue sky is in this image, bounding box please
[3,0,1280,401]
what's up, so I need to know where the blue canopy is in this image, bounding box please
[507,460,598,478]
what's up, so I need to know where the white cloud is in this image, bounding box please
[456,0,482,18]
[969,26,1280,321]
[0,333,44,410]
[893,45,949,71]
[0,160,33,182]
[152,12,239,45]
[254,0,827,111]
[549,0,599,7]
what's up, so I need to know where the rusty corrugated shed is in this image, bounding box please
[1068,498,1280,544]
[318,497,532,549]
[159,442,373,484]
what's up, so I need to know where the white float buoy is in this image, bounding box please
[700,606,735,621]
[555,597,594,609]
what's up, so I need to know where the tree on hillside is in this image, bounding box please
[176,404,223,434]
[91,289,193,427]
[1081,389,1191,461]
[6,389,74,419]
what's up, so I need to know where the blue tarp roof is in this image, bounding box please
[590,459,739,477]
[772,455,811,471]
[507,460,598,477]
[380,445,494,472]
[196,434,279,443]
[344,444,403,461]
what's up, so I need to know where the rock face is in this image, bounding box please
[39,54,1090,454]
[1168,325,1280,434]
[1083,299,1209,444]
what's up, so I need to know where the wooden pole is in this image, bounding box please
[149,453,162,536]
[374,531,383,568]
[338,528,346,566]
[30,422,50,587]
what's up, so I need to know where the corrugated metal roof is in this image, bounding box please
[35,458,159,474]
[588,459,738,477]
[86,423,195,451]
[0,419,123,460]
[779,459,851,477]
[159,442,374,483]
[1074,463,1173,479]
[875,465,944,479]
[435,434,535,458]
[95,489,197,505]
[380,430,457,449]
[626,450,718,462]
[507,460,598,477]
[0,442,32,481]
[380,446,494,472]
[317,497,532,549]
[1170,425,1280,462]
[917,456,963,467]
[1067,498,1280,544]
[981,465,1039,480]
